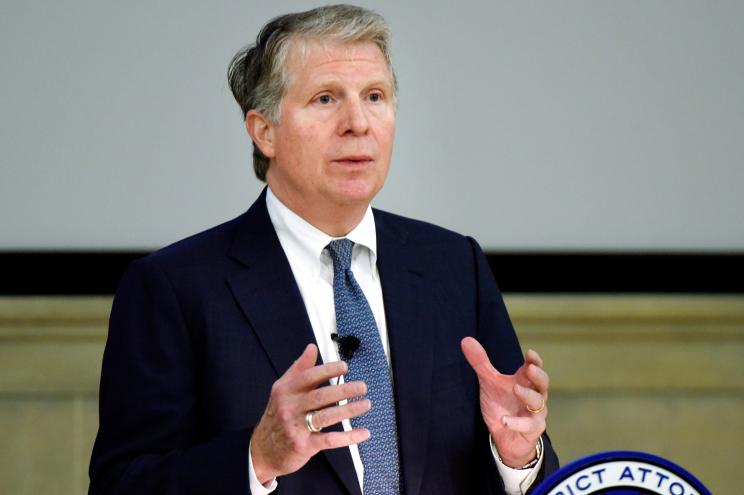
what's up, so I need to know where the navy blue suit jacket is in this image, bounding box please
[89,189,558,494]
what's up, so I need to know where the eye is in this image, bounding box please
[368,92,383,103]
[316,94,332,105]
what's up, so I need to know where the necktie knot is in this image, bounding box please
[326,238,354,272]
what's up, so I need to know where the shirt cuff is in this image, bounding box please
[490,435,544,495]
[248,440,279,494]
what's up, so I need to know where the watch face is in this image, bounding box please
[531,451,711,495]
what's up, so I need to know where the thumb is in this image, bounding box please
[461,337,500,379]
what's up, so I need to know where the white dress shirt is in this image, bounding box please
[248,187,542,494]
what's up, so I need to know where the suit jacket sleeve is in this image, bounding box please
[89,257,253,495]
[467,236,560,493]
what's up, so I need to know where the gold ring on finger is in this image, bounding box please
[526,398,545,414]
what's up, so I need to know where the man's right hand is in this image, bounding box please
[250,343,371,484]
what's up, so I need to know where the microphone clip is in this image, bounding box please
[331,333,360,361]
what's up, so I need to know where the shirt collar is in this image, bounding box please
[265,187,378,278]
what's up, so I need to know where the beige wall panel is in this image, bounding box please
[1,295,742,494]
[80,398,100,492]
[0,297,112,324]
[513,339,744,392]
[0,341,104,394]
[509,295,744,392]
[547,394,744,495]
[0,399,77,495]
[0,297,109,395]
[505,295,744,322]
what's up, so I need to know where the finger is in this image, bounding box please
[306,381,367,411]
[526,364,550,395]
[502,415,545,435]
[312,398,372,430]
[461,337,500,379]
[525,348,544,368]
[311,428,371,452]
[284,344,319,378]
[296,360,349,390]
[515,384,545,413]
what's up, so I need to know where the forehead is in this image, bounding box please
[283,38,391,86]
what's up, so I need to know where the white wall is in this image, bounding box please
[1,0,742,251]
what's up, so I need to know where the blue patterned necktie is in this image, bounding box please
[326,238,401,495]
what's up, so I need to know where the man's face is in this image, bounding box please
[264,40,396,224]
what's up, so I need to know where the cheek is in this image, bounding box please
[374,107,396,132]
[376,117,396,152]
[299,120,326,141]
[275,123,320,161]
[294,121,331,156]
[385,120,396,145]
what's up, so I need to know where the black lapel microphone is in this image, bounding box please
[331,333,361,360]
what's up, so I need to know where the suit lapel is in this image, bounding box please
[226,189,317,378]
[375,212,435,495]
[226,190,361,495]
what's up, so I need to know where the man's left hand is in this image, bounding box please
[461,337,549,468]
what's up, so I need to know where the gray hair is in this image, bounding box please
[227,4,398,181]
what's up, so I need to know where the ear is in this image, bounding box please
[245,110,276,159]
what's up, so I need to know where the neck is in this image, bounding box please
[267,184,368,237]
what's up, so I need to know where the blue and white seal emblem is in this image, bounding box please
[531,451,711,495]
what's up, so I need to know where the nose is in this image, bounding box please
[338,97,369,136]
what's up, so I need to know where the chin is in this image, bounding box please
[329,179,383,207]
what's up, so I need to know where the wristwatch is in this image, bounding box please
[496,438,542,470]
[518,439,543,470]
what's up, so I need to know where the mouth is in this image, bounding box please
[332,155,374,167]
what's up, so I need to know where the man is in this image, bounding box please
[89,5,558,495]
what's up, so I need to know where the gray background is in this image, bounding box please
[2,0,742,251]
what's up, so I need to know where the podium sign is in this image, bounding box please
[532,451,711,495]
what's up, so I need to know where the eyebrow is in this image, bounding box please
[307,78,392,93]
